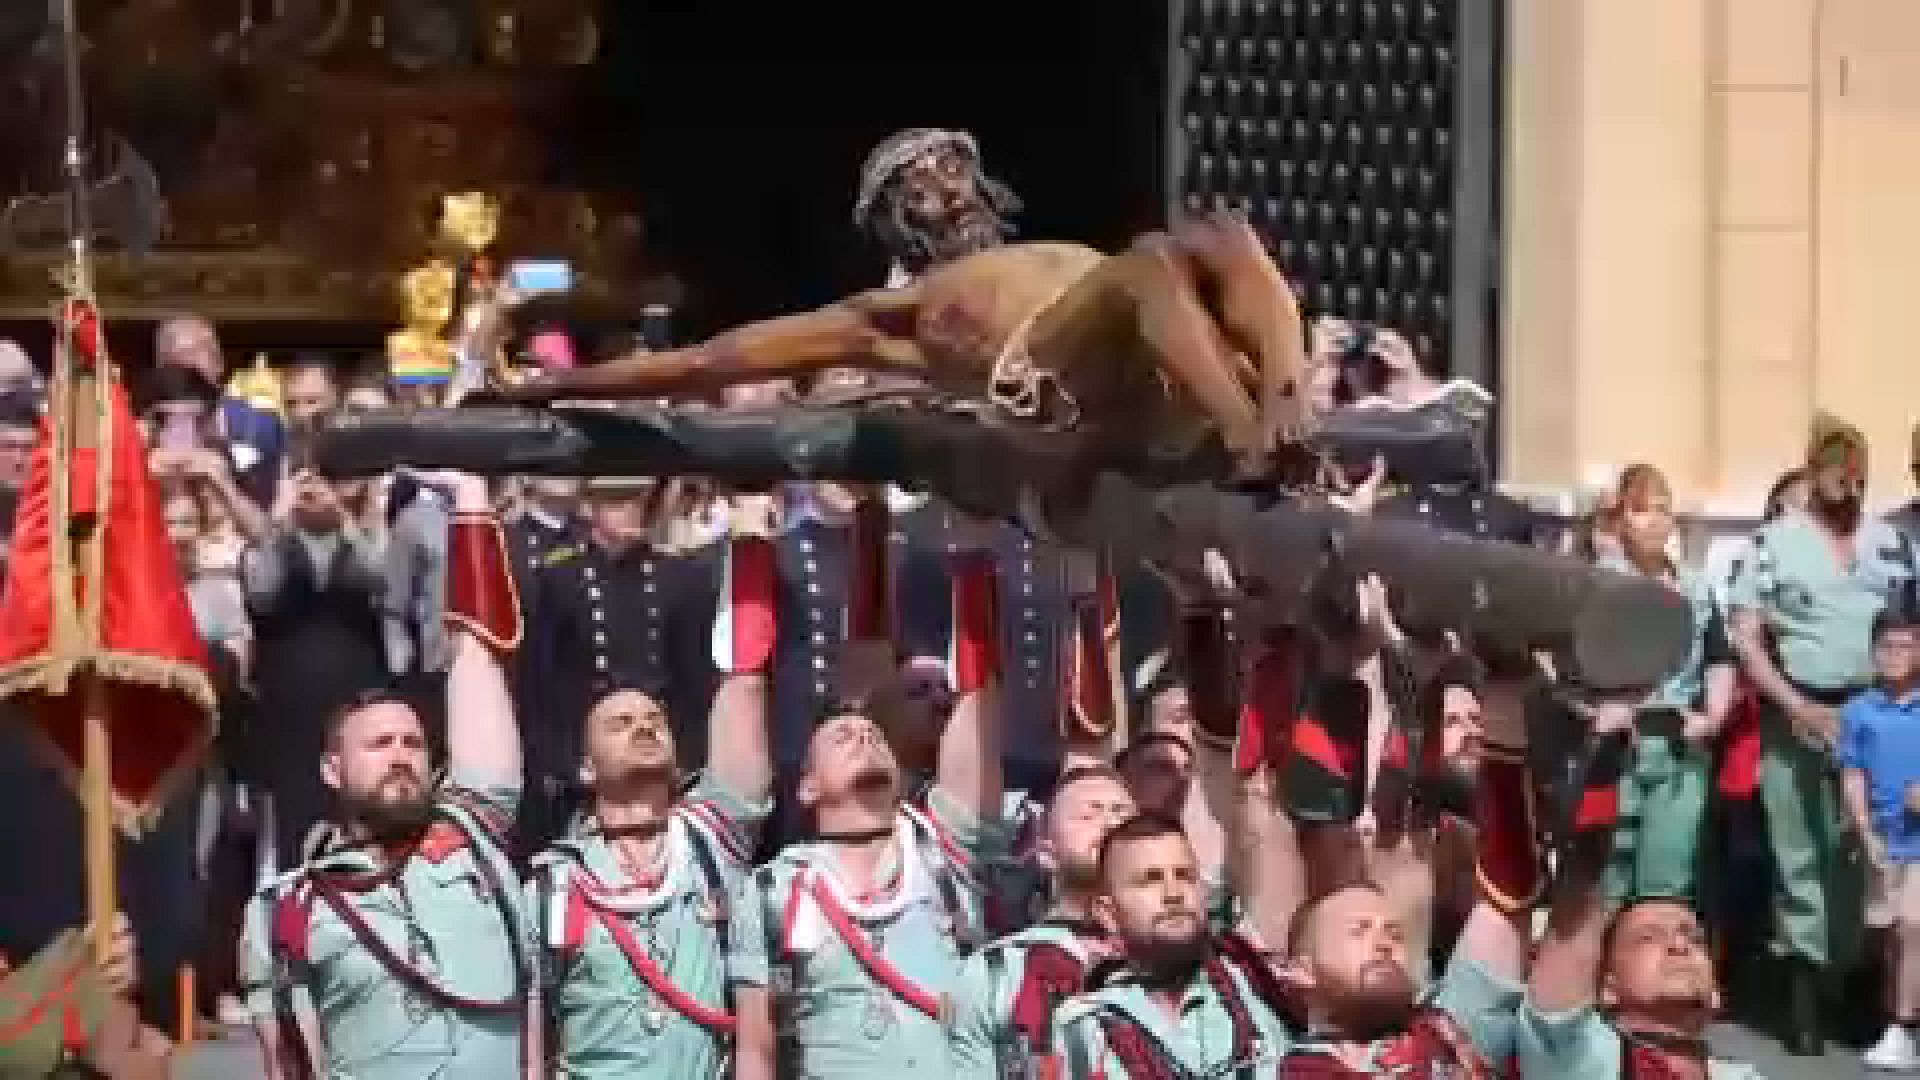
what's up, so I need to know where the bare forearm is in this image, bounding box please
[733,991,777,1080]
[511,299,904,402]
[445,633,521,783]
[707,673,773,806]
[1235,767,1306,949]
[1701,663,1737,730]
[1184,738,1233,884]
[936,685,1004,823]
[1453,901,1528,986]
[206,472,271,547]
[1731,610,1806,712]
[1530,886,1609,1013]
[1354,651,1390,805]
[1844,769,1874,834]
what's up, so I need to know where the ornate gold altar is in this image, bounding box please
[0,1,657,321]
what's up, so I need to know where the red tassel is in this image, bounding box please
[445,513,522,652]
[714,534,778,674]
[947,550,999,694]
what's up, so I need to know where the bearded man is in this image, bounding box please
[950,764,1137,1077]
[240,471,531,1078]
[484,128,1311,483]
[1523,703,1765,1078]
[1051,813,1291,1074]
[1726,418,1918,1054]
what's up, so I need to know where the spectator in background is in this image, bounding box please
[340,373,393,415]
[0,340,41,399]
[1728,418,1919,1056]
[280,354,341,433]
[243,438,394,864]
[1842,594,1920,1070]
[0,391,38,570]
[154,315,285,508]
[139,365,271,552]
[1596,463,1736,907]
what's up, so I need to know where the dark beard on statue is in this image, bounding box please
[347,790,435,846]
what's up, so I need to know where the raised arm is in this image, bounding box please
[705,494,776,807]
[1528,700,1636,1011]
[496,287,927,404]
[439,472,523,787]
[934,516,1005,825]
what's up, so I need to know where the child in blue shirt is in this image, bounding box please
[1840,593,1920,1071]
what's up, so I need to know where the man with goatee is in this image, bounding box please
[1054,660,1535,1076]
[1521,704,1763,1078]
[1051,813,1292,1075]
[950,763,1137,1077]
[1727,416,1917,1055]
[241,471,531,1078]
[728,518,1006,1078]
[525,495,777,1078]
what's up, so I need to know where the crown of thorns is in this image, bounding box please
[853,128,981,228]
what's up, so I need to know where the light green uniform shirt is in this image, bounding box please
[1516,999,1765,1079]
[952,919,1109,1080]
[1279,954,1522,1073]
[531,775,769,1080]
[1726,512,1916,690]
[727,790,1003,1079]
[1050,955,1292,1077]
[240,768,528,1079]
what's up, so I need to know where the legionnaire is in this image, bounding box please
[1049,814,1291,1076]
[240,471,534,1078]
[1596,465,1737,907]
[527,495,778,1079]
[1228,607,1534,1078]
[728,518,1007,1079]
[1727,417,1918,1056]
[949,764,1136,1078]
[522,475,718,852]
[0,917,171,1079]
[1520,702,1766,1078]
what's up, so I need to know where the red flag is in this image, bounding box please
[0,302,214,832]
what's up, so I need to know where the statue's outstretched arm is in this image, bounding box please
[498,287,926,404]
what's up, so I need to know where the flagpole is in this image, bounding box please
[52,0,116,967]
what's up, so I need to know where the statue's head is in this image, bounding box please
[853,128,1022,279]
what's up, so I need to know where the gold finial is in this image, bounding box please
[439,192,501,254]
[230,353,284,415]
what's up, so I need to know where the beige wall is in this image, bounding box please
[1502,0,1919,513]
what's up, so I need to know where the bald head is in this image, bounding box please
[0,340,33,395]
[155,316,224,385]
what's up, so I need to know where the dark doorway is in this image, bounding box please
[584,0,1169,338]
